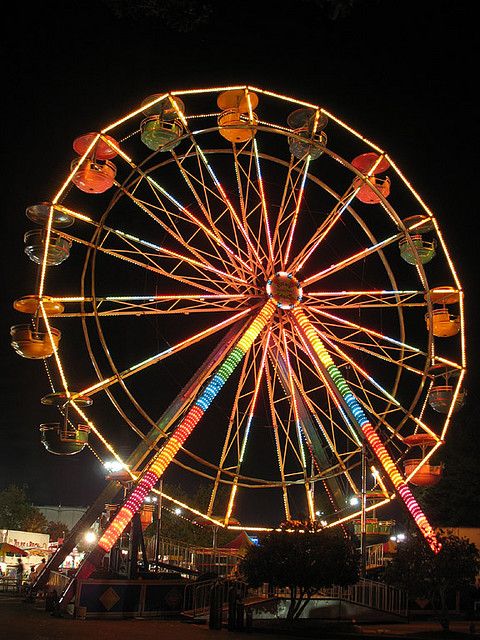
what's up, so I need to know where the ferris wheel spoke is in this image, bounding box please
[271,155,299,267]
[285,362,358,503]
[207,350,253,519]
[305,391,362,452]
[163,138,256,271]
[59,226,242,296]
[118,179,248,283]
[288,183,358,275]
[74,306,258,399]
[202,149,262,268]
[173,111,266,273]
[282,321,362,453]
[268,327,315,470]
[292,308,441,553]
[323,335,404,415]
[170,148,254,280]
[273,326,353,515]
[263,352,291,521]
[268,325,349,518]
[205,337,273,511]
[307,307,428,364]
[320,329,427,380]
[110,135,254,277]
[280,323,315,520]
[221,332,271,524]
[52,209,235,296]
[288,152,390,276]
[89,301,275,557]
[304,289,426,309]
[55,293,252,318]
[346,376,439,452]
[281,155,311,268]
[250,138,274,270]
[319,331,439,442]
[231,143,271,273]
[107,224,248,290]
[301,230,405,287]
[232,144,268,275]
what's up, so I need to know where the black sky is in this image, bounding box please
[1,0,477,519]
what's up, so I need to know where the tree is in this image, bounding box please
[22,509,48,533]
[0,484,47,532]
[239,528,359,621]
[46,521,69,542]
[384,531,480,630]
[102,0,213,32]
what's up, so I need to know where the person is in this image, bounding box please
[15,558,25,592]
[25,566,37,596]
[36,557,47,576]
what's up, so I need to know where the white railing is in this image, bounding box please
[183,578,248,621]
[251,578,407,618]
[145,534,244,578]
[365,542,386,569]
[318,578,408,617]
[145,535,196,572]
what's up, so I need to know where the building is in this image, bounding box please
[37,505,87,531]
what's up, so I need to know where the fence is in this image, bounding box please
[47,570,71,594]
[183,578,248,621]
[318,578,408,617]
[145,535,244,578]
[251,577,408,618]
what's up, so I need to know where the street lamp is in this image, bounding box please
[103,460,124,473]
[84,530,97,545]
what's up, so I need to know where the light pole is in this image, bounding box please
[360,441,367,578]
[154,479,163,572]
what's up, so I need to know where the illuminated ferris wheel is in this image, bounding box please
[12,85,466,555]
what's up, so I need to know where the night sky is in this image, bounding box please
[1,1,477,526]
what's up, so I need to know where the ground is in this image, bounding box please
[1,593,479,639]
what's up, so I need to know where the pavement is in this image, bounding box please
[0,594,479,640]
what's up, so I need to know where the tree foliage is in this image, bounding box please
[102,0,213,31]
[101,0,357,32]
[239,529,359,620]
[46,520,69,542]
[0,484,47,532]
[22,509,48,533]
[384,531,480,629]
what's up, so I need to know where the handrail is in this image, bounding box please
[183,578,248,621]
[316,578,408,617]
[249,577,408,618]
[146,534,244,577]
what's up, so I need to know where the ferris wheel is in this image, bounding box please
[12,85,465,557]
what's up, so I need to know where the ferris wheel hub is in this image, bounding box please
[266,272,303,309]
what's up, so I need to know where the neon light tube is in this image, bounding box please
[74,300,275,578]
[293,308,441,554]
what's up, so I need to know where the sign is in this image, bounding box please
[1,529,50,550]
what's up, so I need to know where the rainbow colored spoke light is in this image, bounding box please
[77,300,275,579]
[292,308,441,554]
